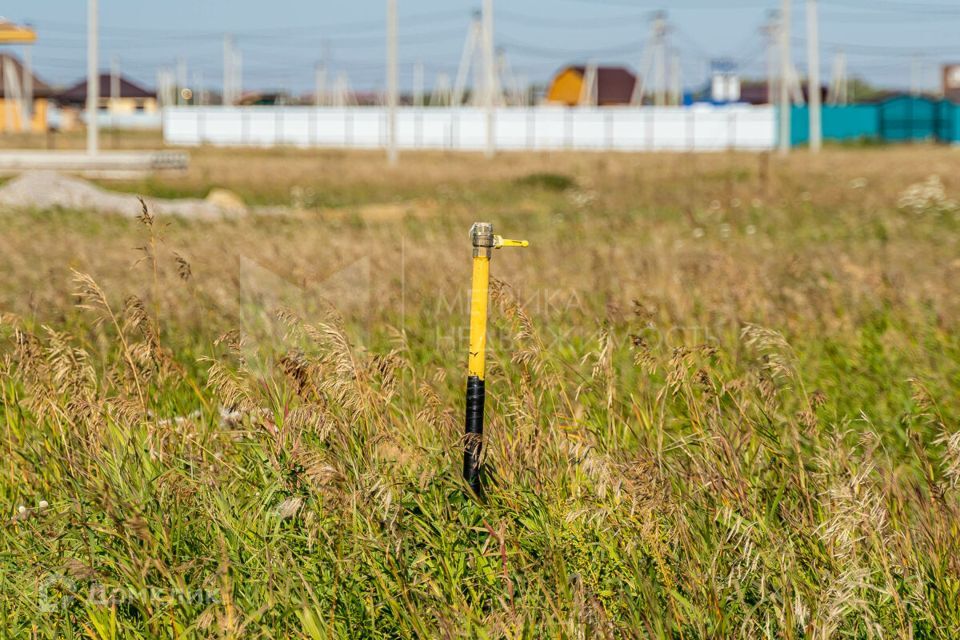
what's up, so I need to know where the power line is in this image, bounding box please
[498,37,645,59]
[497,10,651,28]
[557,0,772,9]
[821,0,960,13]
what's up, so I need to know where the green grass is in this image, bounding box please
[2,147,960,638]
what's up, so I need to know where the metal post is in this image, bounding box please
[778,0,791,155]
[806,0,821,151]
[386,0,398,165]
[86,0,99,155]
[464,223,527,493]
[481,0,496,157]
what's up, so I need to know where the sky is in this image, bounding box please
[3,0,960,96]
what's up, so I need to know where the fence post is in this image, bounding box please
[647,108,655,150]
[527,107,535,150]
[276,106,283,145]
[605,110,613,150]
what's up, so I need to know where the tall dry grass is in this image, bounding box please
[1,145,959,637]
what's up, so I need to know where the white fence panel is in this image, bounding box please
[277,108,312,147]
[609,111,650,151]
[690,106,729,151]
[570,109,608,150]
[163,105,775,152]
[531,109,568,150]
[495,109,531,150]
[734,108,776,150]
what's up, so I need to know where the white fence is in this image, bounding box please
[163,105,775,152]
[47,106,163,131]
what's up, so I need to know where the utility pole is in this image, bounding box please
[195,71,205,105]
[223,35,233,105]
[778,0,791,155]
[109,56,119,130]
[670,53,681,105]
[497,48,521,106]
[386,0,398,165]
[652,12,667,107]
[838,52,847,104]
[333,72,348,107]
[156,69,166,108]
[910,56,921,96]
[580,62,598,107]
[762,10,779,105]
[432,72,451,106]
[453,13,480,106]
[806,0,821,152]
[413,60,424,107]
[176,57,187,106]
[828,51,846,105]
[314,62,326,106]
[834,51,848,105]
[233,48,242,103]
[482,0,496,157]
[110,56,120,105]
[22,45,32,127]
[516,73,528,106]
[86,0,99,155]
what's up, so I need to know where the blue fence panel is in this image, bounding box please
[790,98,960,146]
[790,105,880,146]
[879,96,936,142]
[953,105,960,143]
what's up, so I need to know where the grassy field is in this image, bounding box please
[2,142,960,638]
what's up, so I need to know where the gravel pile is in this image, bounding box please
[0,171,248,219]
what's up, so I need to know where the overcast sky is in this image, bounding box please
[3,0,959,95]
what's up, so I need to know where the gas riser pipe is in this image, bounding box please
[463,222,528,493]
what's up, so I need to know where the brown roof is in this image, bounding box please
[737,81,827,106]
[0,53,54,98]
[58,74,155,103]
[568,65,637,105]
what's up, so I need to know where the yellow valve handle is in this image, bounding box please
[493,236,529,249]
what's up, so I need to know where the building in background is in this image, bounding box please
[55,74,158,131]
[710,73,741,104]
[943,64,960,102]
[0,52,51,133]
[545,65,637,106]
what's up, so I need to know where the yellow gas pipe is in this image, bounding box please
[464,222,528,493]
